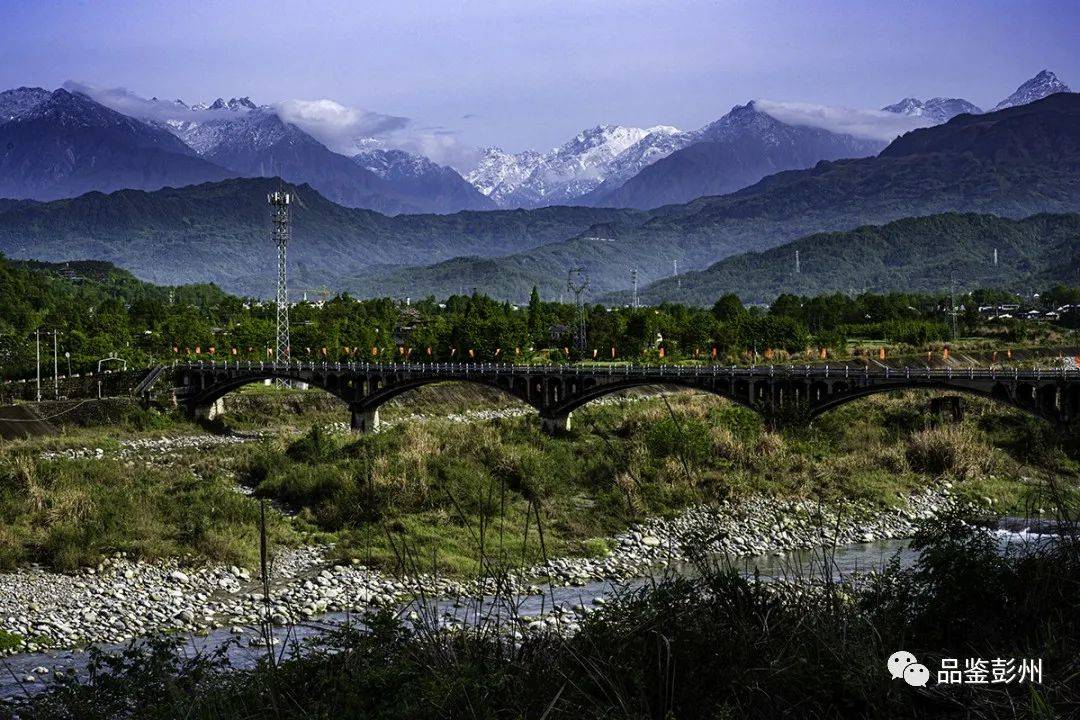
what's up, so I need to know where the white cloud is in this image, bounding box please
[65,81,479,170]
[754,99,933,141]
[273,99,408,151]
[277,99,481,170]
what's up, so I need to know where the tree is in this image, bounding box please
[527,286,542,343]
[711,293,746,323]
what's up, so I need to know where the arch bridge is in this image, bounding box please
[161,361,1080,433]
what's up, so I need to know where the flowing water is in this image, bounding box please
[0,521,1058,700]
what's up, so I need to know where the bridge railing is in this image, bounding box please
[171,360,1080,382]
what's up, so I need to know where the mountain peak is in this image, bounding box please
[995,69,1071,110]
[882,96,982,124]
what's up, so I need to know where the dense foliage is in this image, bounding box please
[1,255,1077,380]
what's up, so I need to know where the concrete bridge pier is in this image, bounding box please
[540,412,572,435]
[191,398,225,423]
[350,405,381,434]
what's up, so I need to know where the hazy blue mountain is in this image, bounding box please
[582,102,885,209]
[0,89,230,201]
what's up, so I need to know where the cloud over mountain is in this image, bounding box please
[64,82,479,169]
[753,99,933,142]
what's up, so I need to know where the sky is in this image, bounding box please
[2,0,1077,163]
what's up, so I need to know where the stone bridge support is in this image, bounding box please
[350,405,381,433]
[191,398,225,423]
[540,412,572,435]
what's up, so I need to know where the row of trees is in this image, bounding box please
[1,256,1077,380]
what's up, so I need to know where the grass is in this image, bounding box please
[0,451,305,572]
[0,385,1076,575]
[12,509,1080,719]
[0,628,22,653]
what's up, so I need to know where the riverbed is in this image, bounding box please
[0,519,1056,700]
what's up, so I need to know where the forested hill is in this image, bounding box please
[0,178,644,296]
[622,213,1080,305]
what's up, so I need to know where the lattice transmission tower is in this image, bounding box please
[269,191,292,366]
[567,267,590,353]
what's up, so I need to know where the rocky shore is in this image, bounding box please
[0,487,957,660]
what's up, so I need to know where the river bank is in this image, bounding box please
[0,487,959,658]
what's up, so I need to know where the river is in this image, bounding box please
[0,520,1057,700]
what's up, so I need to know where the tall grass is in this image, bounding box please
[12,510,1079,719]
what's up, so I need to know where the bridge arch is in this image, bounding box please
[804,380,1065,425]
[180,368,545,433]
[547,378,762,419]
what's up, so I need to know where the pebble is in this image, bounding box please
[0,488,960,655]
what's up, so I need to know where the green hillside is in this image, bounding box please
[622,213,1080,305]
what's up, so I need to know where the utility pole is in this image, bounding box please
[949,275,958,341]
[795,249,801,274]
[268,190,292,369]
[53,331,59,399]
[630,268,639,309]
[567,267,590,353]
[35,329,41,402]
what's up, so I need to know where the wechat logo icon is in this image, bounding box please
[889,651,930,687]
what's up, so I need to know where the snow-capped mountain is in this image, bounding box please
[995,70,1071,110]
[464,148,543,202]
[582,101,885,209]
[151,96,492,214]
[465,124,683,208]
[353,147,496,211]
[0,87,52,124]
[0,88,229,201]
[881,96,982,124]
